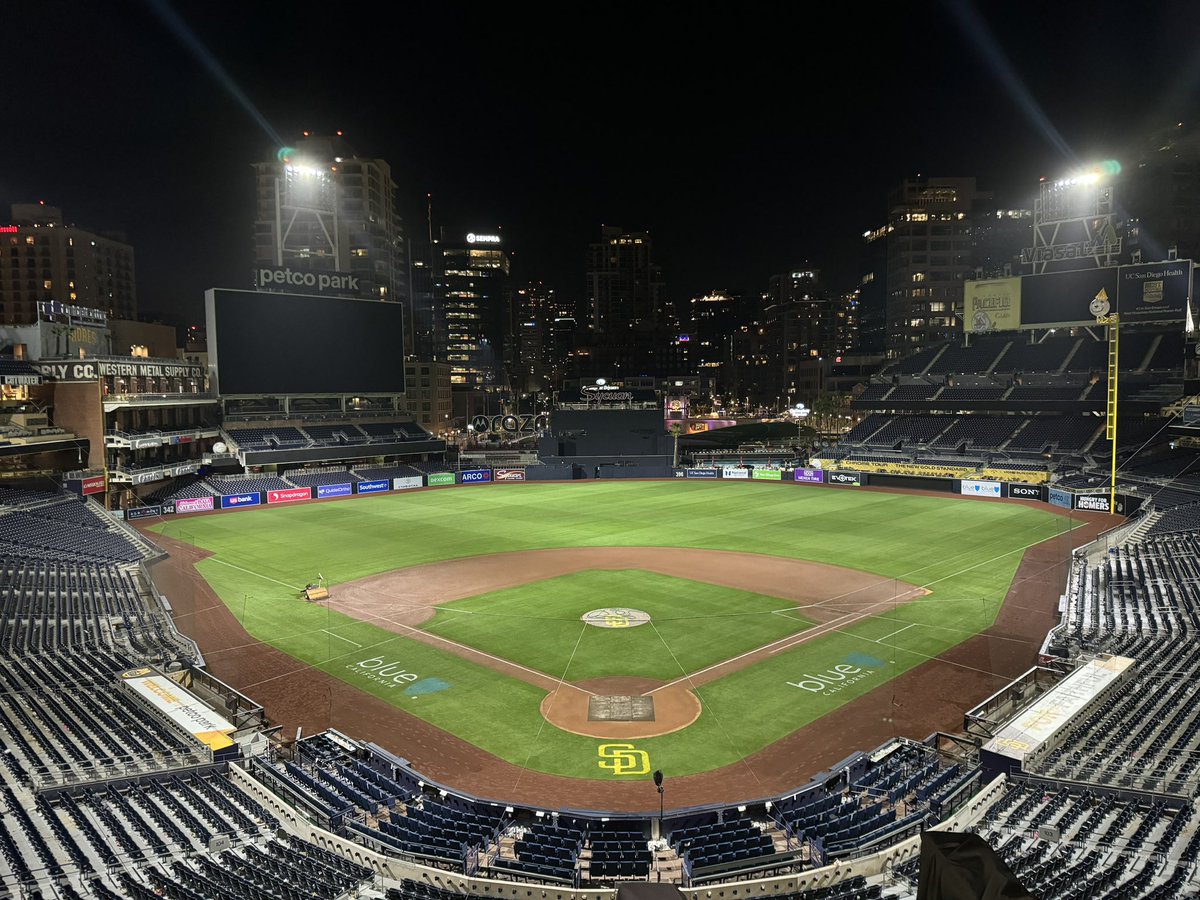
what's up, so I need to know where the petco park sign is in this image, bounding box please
[255,266,361,297]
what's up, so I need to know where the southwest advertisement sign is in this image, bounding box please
[176,496,215,513]
[722,467,750,479]
[1048,487,1073,510]
[827,471,863,486]
[961,480,1002,498]
[1117,261,1192,323]
[356,479,390,494]
[426,472,455,486]
[494,468,526,481]
[126,505,162,520]
[393,476,423,490]
[794,469,825,484]
[220,492,261,509]
[686,468,718,478]
[1007,484,1043,501]
[1074,493,1112,513]
[316,483,352,499]
[751,469,783,481]
[460,469,492,484]
[268,488,312,504]
[964,277,1022,333]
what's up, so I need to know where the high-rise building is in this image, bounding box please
[434,229,511,390]
[0,203,136,325]
[760,269,846,407]
[873,176,989,357]
[688,290,744,392]
[252,132,407,307]
[585,226,668,332]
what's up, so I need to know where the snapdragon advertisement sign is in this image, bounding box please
[316,483,352,499]
[267,488,313,504]
[961,480,1002,498]
[355,480,390,494]
[392,476,423,490]
[751,469,782,481]
[426,472,455,486]
[794,469,825,484]
[722,468,750,479]
[220,493,260,509]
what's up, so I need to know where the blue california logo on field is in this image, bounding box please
[347,656,421,689]
[581,608,651,628]
[597,742,650,775]
[785,654,880,696]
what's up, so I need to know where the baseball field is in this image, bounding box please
[149,480,1078,782]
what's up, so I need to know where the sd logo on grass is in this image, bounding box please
[597,743,650,776]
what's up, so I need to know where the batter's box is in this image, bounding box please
[588,695,655,722]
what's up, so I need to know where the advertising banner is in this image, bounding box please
[1074,493,1111,513]
[1117,260,1191,323]
[131,437,161,450]
[316,483,352,499]
[126,505,162,520]
[220,493,260,509]
[964,277,1022,333]
[1007,484,1044,501]
[961,480,1002,498]
[752,469,783,481]
[267,488,312,504]
[685,468,718,478]
[827,471,863,487]
[794,469,825,484]
[392,476,423,490]
[175,496,214,513]
[120,670,237,752]
[722,468,750,479]
[1020,268,1120,328]
[494,468,527,481]
[426,472,455,486]
[356,479,390,494]
[460,469,492,484]
[1048,487,1073,510]
[81,475,106,495]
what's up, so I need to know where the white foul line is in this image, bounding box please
[874,622,917,644]
[323,630,362,648]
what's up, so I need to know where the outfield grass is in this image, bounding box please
[422,569,815,682]
[152,481,1078,778]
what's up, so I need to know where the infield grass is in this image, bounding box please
[151,480,1080,778]
[421,569,815,682]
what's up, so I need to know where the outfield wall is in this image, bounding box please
[151,465,1136,524]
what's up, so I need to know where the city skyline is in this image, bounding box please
[6,2,1200,325]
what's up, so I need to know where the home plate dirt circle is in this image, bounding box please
[539,676,702,739]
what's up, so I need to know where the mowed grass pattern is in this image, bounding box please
[422,570,815,682]
[152,481,1078,778]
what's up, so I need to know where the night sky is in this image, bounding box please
[6,2,1200,325]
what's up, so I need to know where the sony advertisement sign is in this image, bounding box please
[1007,484,1043,500]
[255,266,361,297]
